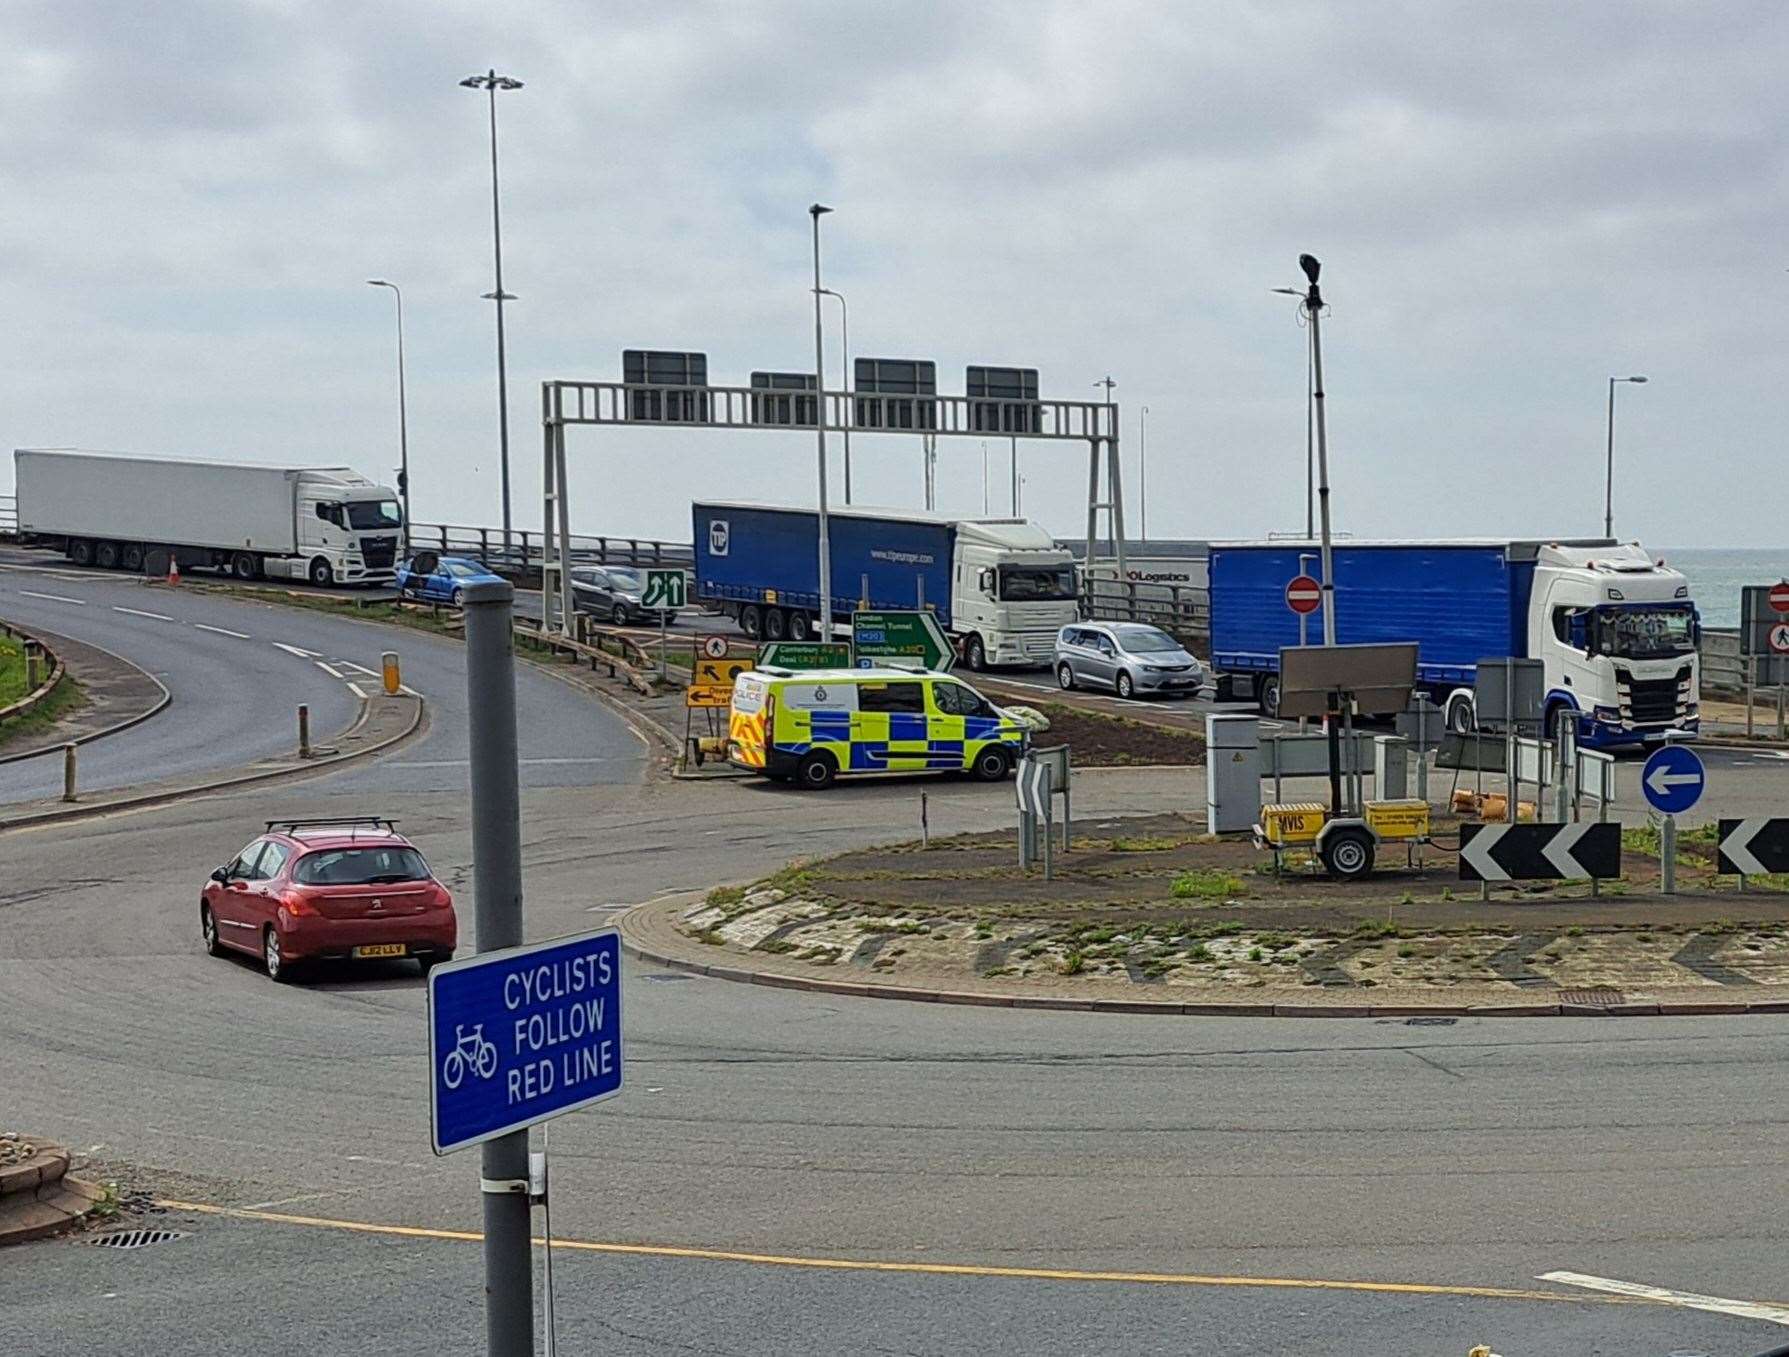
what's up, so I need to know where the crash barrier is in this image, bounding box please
[1016,744,1071,877]
[1435,731,1616,816]
[0,621,66,727]
[1080,577,1209,645]
[1458,822,1622,883]
[512,618,655,697]
[407,521,692,578]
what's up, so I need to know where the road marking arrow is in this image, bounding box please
[272,642,323,659]
[1644,764,1702,798]
[1722,817,1771,876]
[1540,822,1594,880]
[1461,826,1510,881]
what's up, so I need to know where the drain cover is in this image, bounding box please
[88,1228,184,1249]
[1404,1016,1457,1027]
[1559,987,1624,1006]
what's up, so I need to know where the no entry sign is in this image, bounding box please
[1770,582,1789,614]
[1285,574,1322,616]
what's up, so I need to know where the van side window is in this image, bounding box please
[935,683,992,718]
[858,681,925,713]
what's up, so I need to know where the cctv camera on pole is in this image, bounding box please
[1300,253,1337,647]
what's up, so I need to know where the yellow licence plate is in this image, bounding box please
[354,943,407,959]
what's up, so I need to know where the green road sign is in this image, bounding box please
[852,610,955,672]
[641,569,688,610]
[757,642,853,671]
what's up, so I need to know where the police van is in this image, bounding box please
[728,667,1030,789]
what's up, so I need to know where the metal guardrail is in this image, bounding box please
[0,494,15,539]
[1080,578,1210,640]
[1700,627,1743,696]
[406,521,692,576]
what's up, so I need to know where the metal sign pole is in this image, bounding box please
[1041,765,1054,881]
[462,579,533,1357]
[1662,813,1677,895]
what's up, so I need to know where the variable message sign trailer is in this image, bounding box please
[13,448,403,586]
[692,501,1079,670]
[1207,539,1700,751]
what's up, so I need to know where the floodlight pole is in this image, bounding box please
[810,204,835,641]
[1301,255,1336,646]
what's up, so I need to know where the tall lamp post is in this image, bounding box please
[460,69,523,558]
[818,287,851,503]
[365,280,409,548]
[1139,404,1149,540]
[1604,375,1648,539]
[1298,256,1336,645]
[1272,286,1316,538]
[810,204,835,641]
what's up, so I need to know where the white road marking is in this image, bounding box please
[272,642,322,659]
[338,661,382,677]
[388,757,624,768]
[346,681,368,699]
[194,623,251,639]
[17,590,84,605]
[112,606,173,621]
[314,661,343,679]
[399,685,420,697]
[1539,1270,1789,1326]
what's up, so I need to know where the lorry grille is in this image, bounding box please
[1616,666,1691,725]
[362,537,398,569]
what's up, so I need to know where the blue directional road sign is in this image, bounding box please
[427,927,622,1155]
[1641,744,1706,816]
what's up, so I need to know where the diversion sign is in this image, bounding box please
[427,927,622,1155]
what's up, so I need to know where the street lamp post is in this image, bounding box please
[1298,256,1337,645]
[365,280,409,548]
[1139,405,1149,540]
[460,69,523,559]
[1272,286,1316,538]
[810,204,835,641]
[1605,375,1648,539]
[818,287,850,504]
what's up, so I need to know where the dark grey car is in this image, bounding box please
[1055,622,1205,699]
[569,566,678,626]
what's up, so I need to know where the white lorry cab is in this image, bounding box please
[950,518,1080,670]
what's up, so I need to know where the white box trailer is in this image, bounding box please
[12,448,403,585]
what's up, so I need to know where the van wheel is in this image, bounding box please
[965,635,987,671]
[971,746,1011,782]
[1321,827,1375,880]
[68,539,94,567]
[1446,693,1475,734]
[1115,670,1135,699]
[309,557,335,587]
[1257,676,1281,718]
[795,751,837,790]
[95,541,120,570]
[1057,662,1076,691]
[740,605,763,639]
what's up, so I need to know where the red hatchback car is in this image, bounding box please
[201,818,457,982]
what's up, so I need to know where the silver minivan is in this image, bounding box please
[1055,622,1205,699]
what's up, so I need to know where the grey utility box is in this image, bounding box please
[1373,735,1409,801]
[1205,713,1261,835]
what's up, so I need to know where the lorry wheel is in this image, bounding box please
[788,611,812,641]
[1320,827,1375,880]
[232,551,258,580]
[764,608,788,641]
[309,558,334,587]
[95,541,120,570]
[740,605,763,639]
[1257,676,1281,718]
[795,751,837,790]
[964,635,987,671]
[970,746,1011,782]
[121,543,144,572]
[67,539,93,567]
[1446,694,1475,734]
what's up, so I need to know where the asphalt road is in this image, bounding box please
[5,575,1789,1354]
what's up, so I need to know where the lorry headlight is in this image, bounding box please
[1592,706,1619,722]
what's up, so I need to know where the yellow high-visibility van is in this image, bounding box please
[728,667,1030,789]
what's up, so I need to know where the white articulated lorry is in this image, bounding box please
[12,449,404,586]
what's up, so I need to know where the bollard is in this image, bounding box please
[24,643,40,692]
[62,743,76,802]
[297,704,311,758]
[920,790,929,848]
[382,651,401,696]
[1778,685,1786,742]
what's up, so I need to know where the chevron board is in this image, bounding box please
[1717,818,1789,876]
[1458,823,1622,882]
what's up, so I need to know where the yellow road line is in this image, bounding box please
[157,1199,1646,1307]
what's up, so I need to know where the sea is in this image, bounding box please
[1659,548,1789,629]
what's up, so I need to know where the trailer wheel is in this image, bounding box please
[787,611,812,641]
[763,607,788,641]
[67,539,94,567]
[232,551,259,580]
[1320,827,1375,880]
[1257,675,1281,718]
[1446,693,1475,734]
[739,605,763,639]
[120,543,144,572]
[308,557,335,587]
[94,541,120,570]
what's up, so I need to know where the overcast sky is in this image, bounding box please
[4,1,1784,548]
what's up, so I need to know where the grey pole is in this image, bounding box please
[1300,256,1337,646]
[810,204,835,641]
[820,288,850,504]
[367,280,410,549]
[462,71,524,559]
[462,578,533,1357]
[1604,375,1648,539]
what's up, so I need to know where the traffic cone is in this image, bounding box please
[167,556,180,586]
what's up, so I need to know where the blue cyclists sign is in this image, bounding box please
[427,927,623,1155]
[1641,744,1706,816]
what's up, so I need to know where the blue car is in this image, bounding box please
[395,553,503,606]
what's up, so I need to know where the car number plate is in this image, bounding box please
[354,943,407,959]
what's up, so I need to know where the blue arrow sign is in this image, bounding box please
[1641,744,1706,816]
[427,927,622,1155]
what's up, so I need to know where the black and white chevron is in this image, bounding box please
[1459,823,1622,882]
[1717,818,1789,876]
